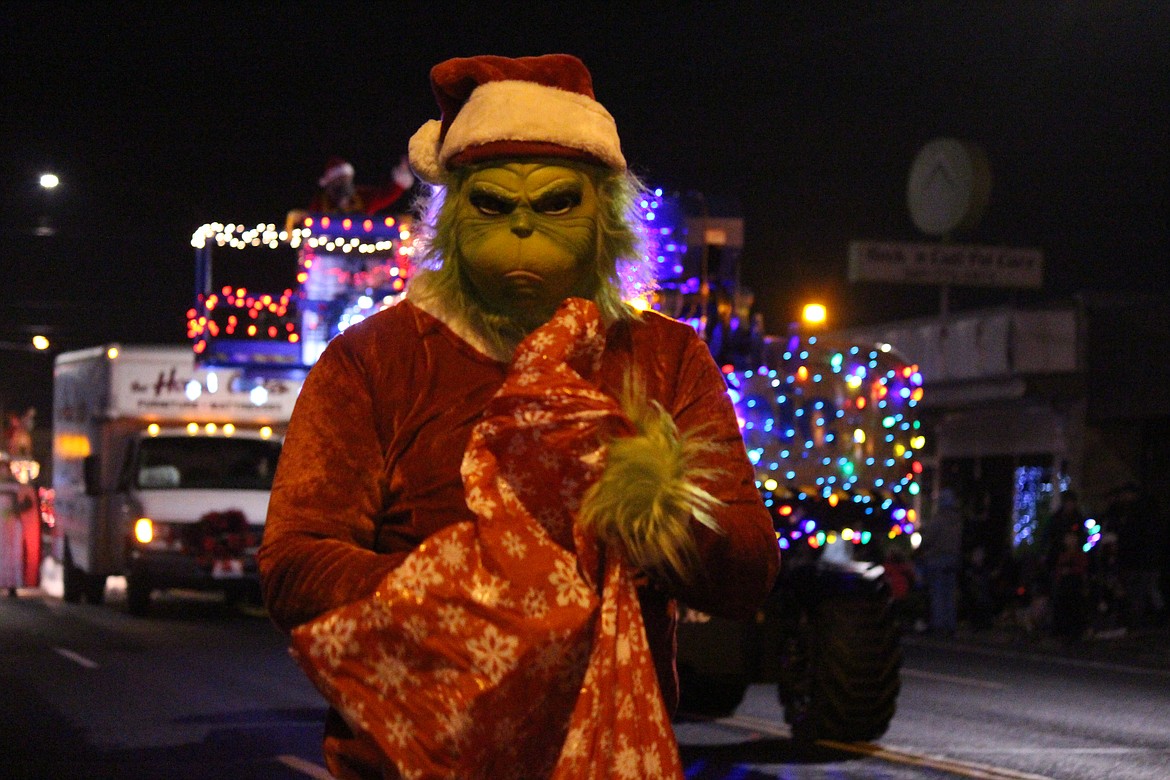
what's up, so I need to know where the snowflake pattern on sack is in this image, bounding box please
[290,298,684,779]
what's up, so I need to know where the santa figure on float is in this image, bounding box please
[259,54,779,779]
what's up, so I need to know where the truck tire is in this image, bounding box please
[84,574,107,605]
[61,543,107,605]
[126,573,152,617]
[777,593,901,742]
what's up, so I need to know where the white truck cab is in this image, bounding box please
[52,344,300,615]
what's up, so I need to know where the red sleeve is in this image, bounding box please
[360,182,408,215]
[663,334,780,619]
[258,338,404,632]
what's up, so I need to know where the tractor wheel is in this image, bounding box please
[677,665,748,718]
[777,593,901,742]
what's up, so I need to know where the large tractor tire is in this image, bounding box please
[677,665,749,718]
[777,592,902,742]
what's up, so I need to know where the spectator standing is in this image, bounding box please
[920,488,963,637]
[1109,483,1168,629]
[1050,529,1089,642]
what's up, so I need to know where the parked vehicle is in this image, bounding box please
[51,345,300,615]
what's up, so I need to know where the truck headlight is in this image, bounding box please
[134,517,154,544]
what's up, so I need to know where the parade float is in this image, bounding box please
[187,189,920,741]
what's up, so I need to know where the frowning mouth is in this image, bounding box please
[502,270,544,295]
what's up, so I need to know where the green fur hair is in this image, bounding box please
[578,373,725,582]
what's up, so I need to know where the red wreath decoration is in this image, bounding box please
[183,509,256,569]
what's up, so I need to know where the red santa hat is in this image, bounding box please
[408,54,626,184]
[318,157,355,187]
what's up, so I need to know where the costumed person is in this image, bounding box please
[259,54,780,779]
[311,155,416,215]
[1,493,24,597]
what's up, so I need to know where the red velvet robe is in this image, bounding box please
[259,299,779,777]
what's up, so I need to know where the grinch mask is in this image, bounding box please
[454,161,599,328]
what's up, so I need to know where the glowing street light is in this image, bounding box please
[31,335,50,351]
[36,173,60,236]
[802,302,828,327]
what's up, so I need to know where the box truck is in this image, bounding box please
[52,345,300,615]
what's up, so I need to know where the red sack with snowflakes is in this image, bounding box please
[290,298,684,779]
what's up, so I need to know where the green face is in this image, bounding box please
[455,162,599,324]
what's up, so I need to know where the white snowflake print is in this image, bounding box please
[550,558,592,608]
[432,666,460,685]
[514,406,555,428]
[616,632,632,663]
[618,691,635,720]
[435,699,474,750]
[464,485,497,518]
[641,743,664,778]
[520,587,549,620]
[437,536,469,572]
[526,330,555,353]
[468,571,508,608]
[460,449,488,481]
[437,603,468,634]
[384,711,412,748]
[365,646,412,695]
[614,742,641,779]
[560,722,588,763]
[403,614,429,643]
[512,349,539,373]
[359,597,395,630]
[393,554,444,601]
[599,594,618,637]
[500,530,527,558]
[466,624,519,684]
[308,614,359,669]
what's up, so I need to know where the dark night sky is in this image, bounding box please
[1,1,1168,412]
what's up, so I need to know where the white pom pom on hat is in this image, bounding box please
[318,157,355,187]
[408,54,626,184]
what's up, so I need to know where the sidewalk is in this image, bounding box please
[902,619,1170,672]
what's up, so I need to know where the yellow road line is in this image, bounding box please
[276,755,333,779]
[712,716,1056,780]
[817,739,1056,780]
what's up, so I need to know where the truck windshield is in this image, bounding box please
[134,437,282,490]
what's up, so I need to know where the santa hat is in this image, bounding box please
[408,54,626,184]
[318,157,355,187]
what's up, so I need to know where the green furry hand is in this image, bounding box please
[578,381,723,582]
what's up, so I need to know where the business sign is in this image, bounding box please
[848,240,1044,289]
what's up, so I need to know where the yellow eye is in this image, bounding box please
[469,192,513,216]
[534,191,581,215]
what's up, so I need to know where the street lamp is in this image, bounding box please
[32,335,50,351]
[802,302,828,327]
[36,172,59,236]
